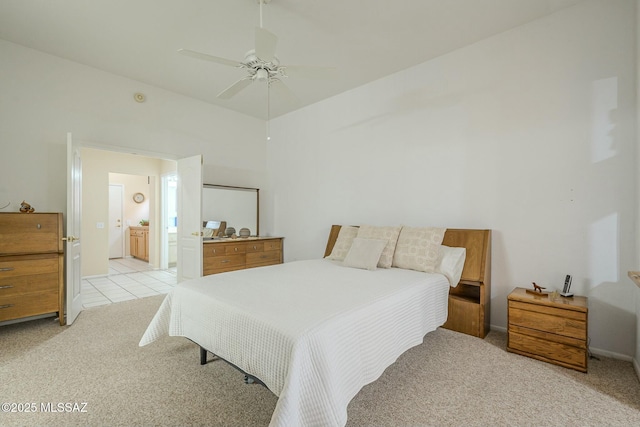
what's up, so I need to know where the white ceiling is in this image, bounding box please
[0,0,584,120]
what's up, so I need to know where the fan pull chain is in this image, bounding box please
[266,80,271,140]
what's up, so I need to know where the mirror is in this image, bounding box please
[202,184,259,238]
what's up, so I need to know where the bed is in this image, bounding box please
[139,225,491,427]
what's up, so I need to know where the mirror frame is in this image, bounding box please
[202,184,259,236]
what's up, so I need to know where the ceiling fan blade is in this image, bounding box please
[270,79,298,105]
[178,49,243,68]
[281,65,337,79]
[255,27,278,61]
[217,77,253,99]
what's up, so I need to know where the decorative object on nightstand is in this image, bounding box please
[507,287,588,372]
[525,282,549,297]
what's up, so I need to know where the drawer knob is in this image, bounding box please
[234,248,238,252]
[0,285,14,289]
[0,304,14,309]
[0,267,14,272]
[221,260,230,264]
[253,246,257,250]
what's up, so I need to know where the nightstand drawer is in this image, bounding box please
[508,330,587,371]
[509,304,586,340]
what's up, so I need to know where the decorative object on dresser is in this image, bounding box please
[238,227,251,238]
[0,212,65,325]
[225,227,236,238]
[507,287,588,372]
[203,237,283,275]
[129,226,149,261]
[19,200,35,213]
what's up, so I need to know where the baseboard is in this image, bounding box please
[634,358,640,381]
[489,324,507,333]
[586,346,633,362]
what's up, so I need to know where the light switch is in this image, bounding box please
[96,222,105,229]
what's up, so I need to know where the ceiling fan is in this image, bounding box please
[178,0,334,113]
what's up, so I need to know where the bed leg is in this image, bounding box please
[200,346,207,365]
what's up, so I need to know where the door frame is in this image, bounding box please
[68,139,185,275]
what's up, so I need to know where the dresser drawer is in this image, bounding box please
[508,330,587,371]
[0,213,62,255]
[264,240,282,251]
[0,290,59,322]
[203,254,245,271]
[225,243,247,255]
[509,303,586,340]
[0,273,59,297]
[246,242,264,253]
[246,250,281,267]
[0,255,59,278]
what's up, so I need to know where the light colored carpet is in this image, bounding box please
[1,294,639,427]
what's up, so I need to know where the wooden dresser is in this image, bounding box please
[0,213,65,325]
[203,237,283,275]
[507,287,588,372]
[129,226,149,261]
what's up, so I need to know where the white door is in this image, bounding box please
[65,133,83,325]
[108,184,124,259]
[177,155,202,282]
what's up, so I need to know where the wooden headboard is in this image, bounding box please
[324,225,492,338]
[323,225,491,285]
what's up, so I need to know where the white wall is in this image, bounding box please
[0,38,267,217]
[634,0,640,377]
[266,0,637,358]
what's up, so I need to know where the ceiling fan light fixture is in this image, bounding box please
[255,68,269,82]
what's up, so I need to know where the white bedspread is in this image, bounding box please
[139,259,450,427]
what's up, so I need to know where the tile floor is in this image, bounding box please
[82,258,177,309]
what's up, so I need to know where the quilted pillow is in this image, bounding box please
[326,226,359,261]
[392,226,446,272]
[343,238,387,271]
[435,245,466,287]
[356,225,401,268]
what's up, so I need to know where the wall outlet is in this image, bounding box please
[96,222,104,229]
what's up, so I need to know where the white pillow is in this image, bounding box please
[435,245,467,287]
[356,225,401,268]
[392,226,446,273]
[343,238,388,271]
[326,226,359,261]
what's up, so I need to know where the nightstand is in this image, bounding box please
[507,287,588,372]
